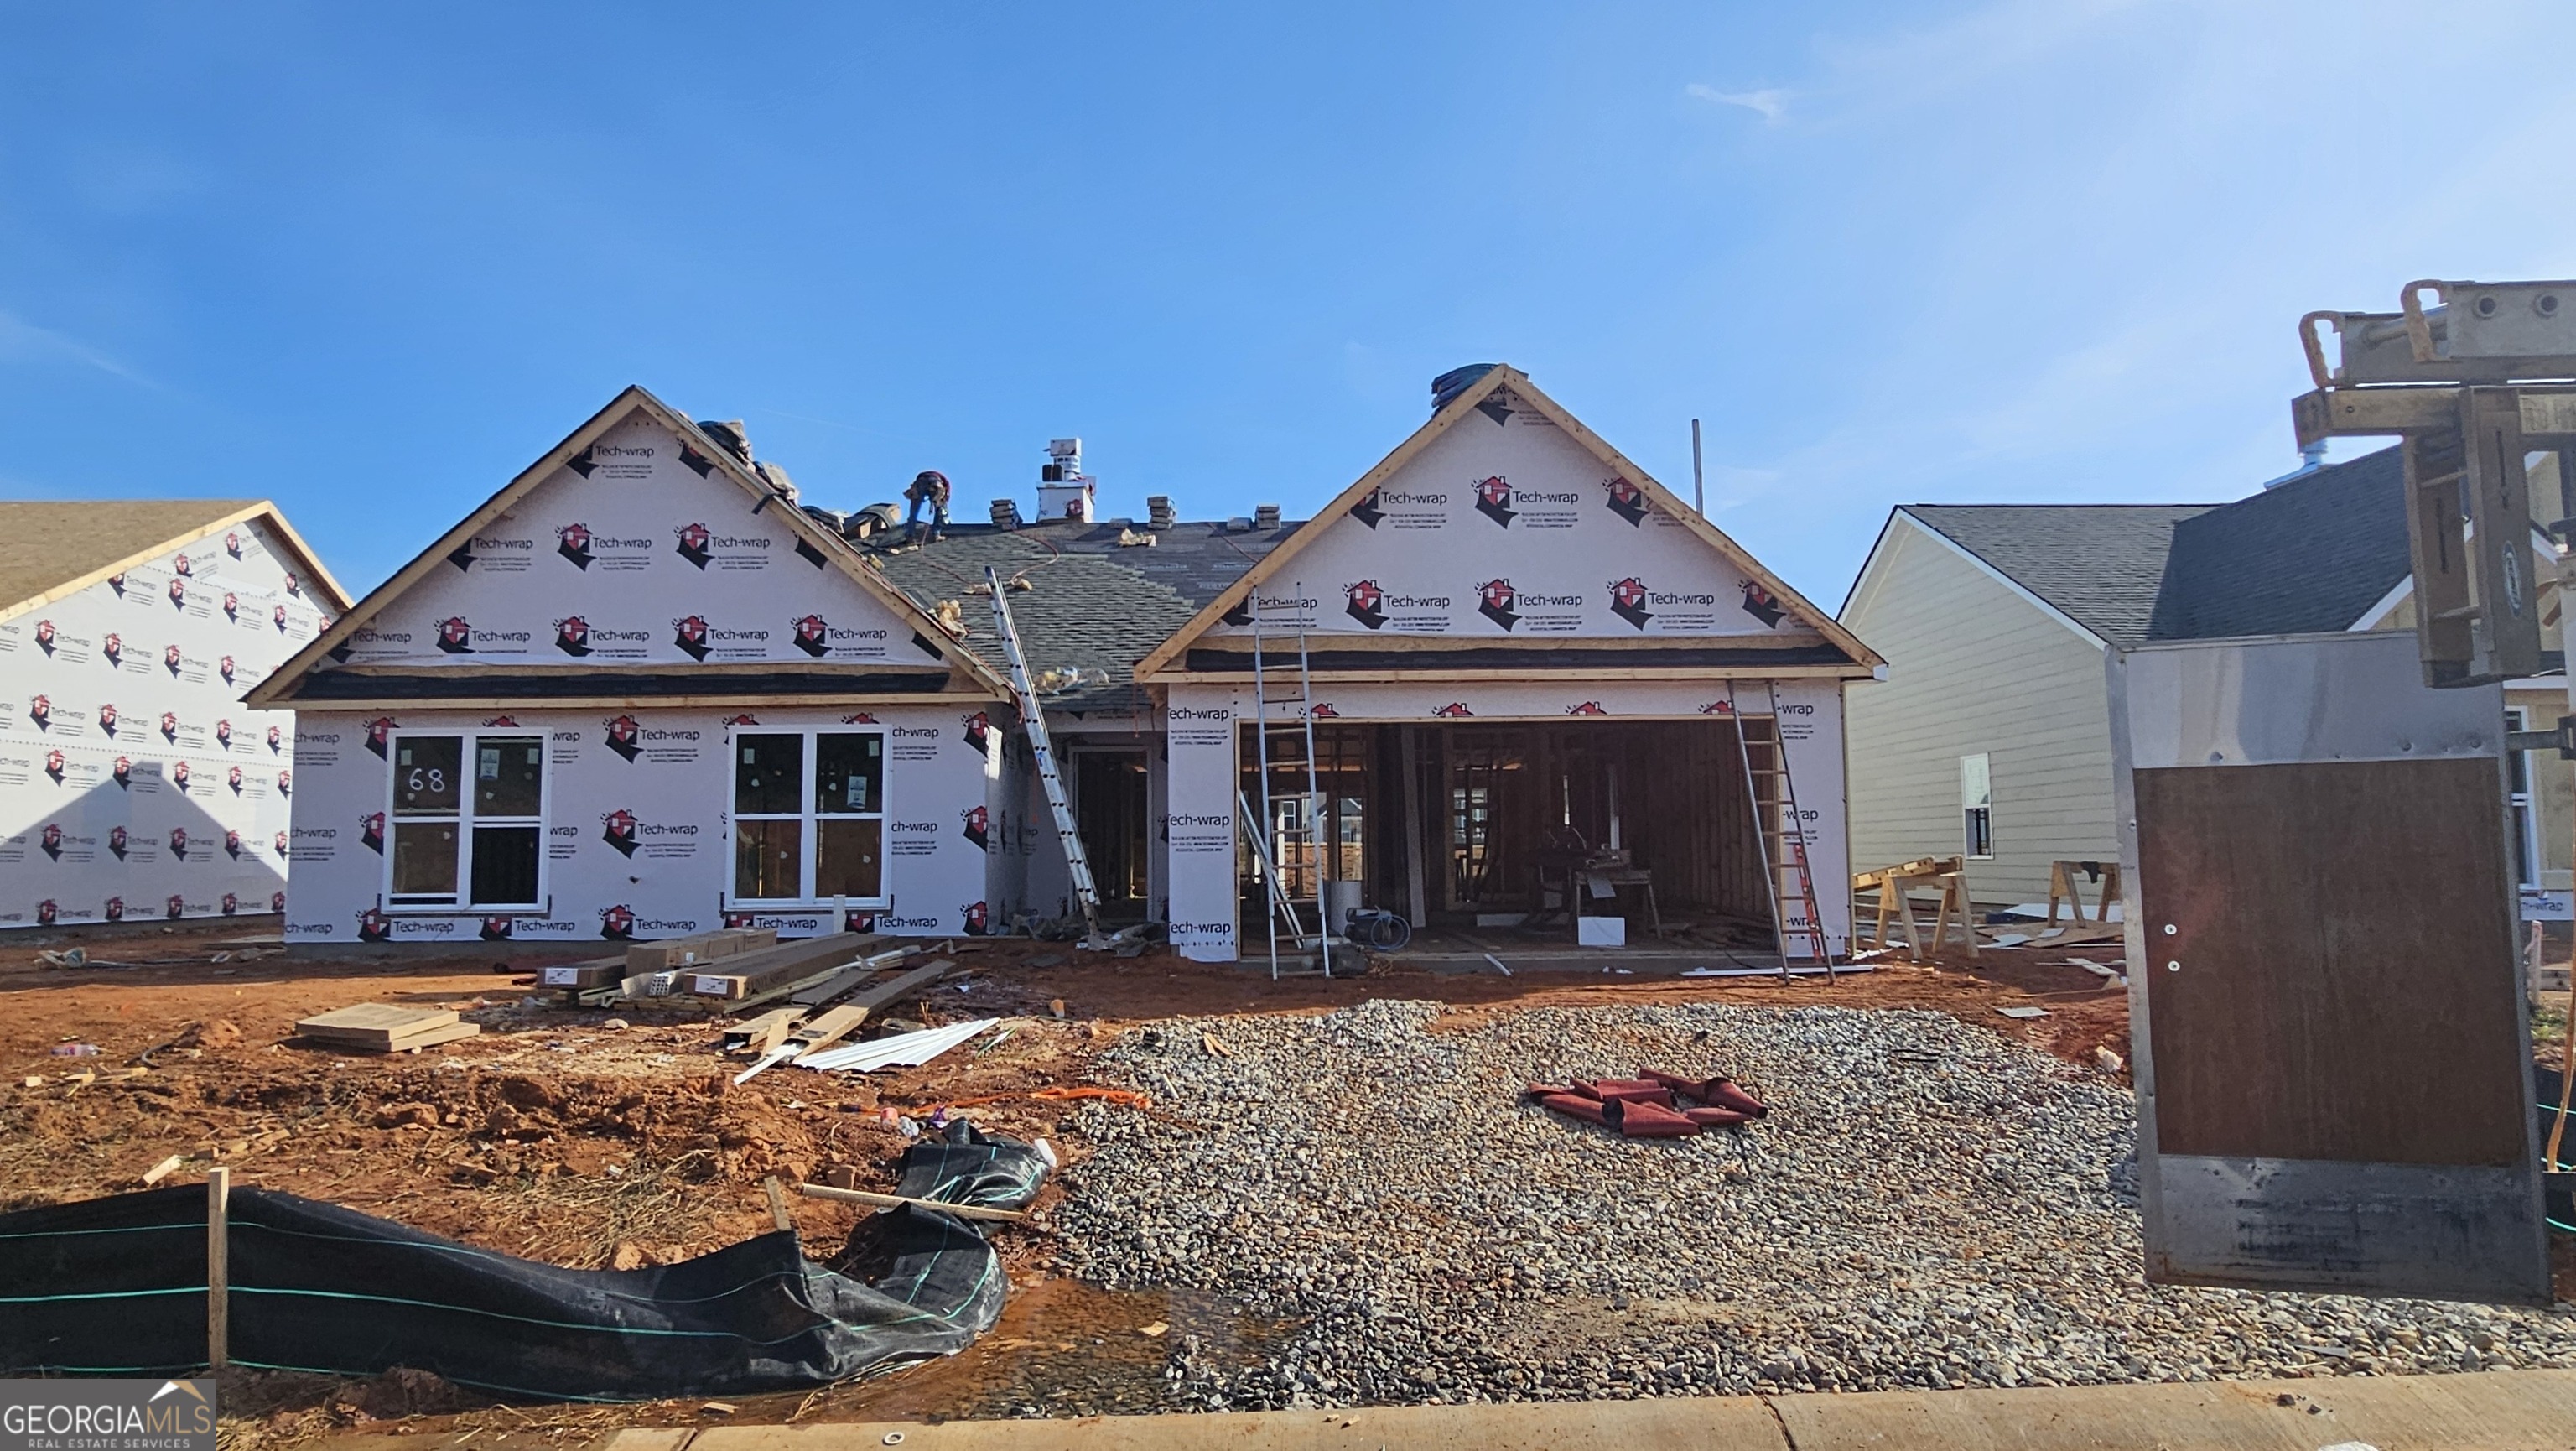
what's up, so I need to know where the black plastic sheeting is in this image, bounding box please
[0,1121,1047,1402]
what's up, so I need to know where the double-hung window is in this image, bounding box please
[388,733,544,908]
[1960,752,1993,860]
[732,730,886,903]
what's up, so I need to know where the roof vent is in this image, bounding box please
[1254,503,1282,532]
[1147,495,1176,531]
[2260,439,2332,491]
[990,497,1022,530]
[1225,516,1254,533]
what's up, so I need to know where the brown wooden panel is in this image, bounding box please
[2133,758,2526,1166]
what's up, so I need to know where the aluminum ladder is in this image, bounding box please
[985,566,1109,950]
[1730,681,1835,980]
[1247,586,1334,980]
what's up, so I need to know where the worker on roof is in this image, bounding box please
[903,470,951,544]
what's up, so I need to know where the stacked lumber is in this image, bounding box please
[688,933,886,1000]
[628,928,777,972]
[296,1004,481,1053]
[536,955,626,990]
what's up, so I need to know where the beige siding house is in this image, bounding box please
[1837,445,2573,912]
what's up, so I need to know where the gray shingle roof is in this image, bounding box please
[1903,503,2218,646]
[2146,446,2411,641]
[870,518,1291,720]
[1899,445,2414,647]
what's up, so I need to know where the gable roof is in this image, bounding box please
[1898,503,2217,647]
[247,387,1008,708]
[1874,445,2420,651]
[875,517,1293,718]
[0,498,351,624]
[1133,366,1881,679]
[2145,445,2412,641]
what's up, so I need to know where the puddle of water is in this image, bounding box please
[790,1277,1299,1422]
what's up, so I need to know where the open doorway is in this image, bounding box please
[1069,746,1150,922]
[1237,720,1784,955]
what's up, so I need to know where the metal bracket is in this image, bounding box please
[2506,716,2576,758]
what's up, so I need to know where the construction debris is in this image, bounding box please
[1996,1006,2050,1020]
[293,1005,481,1054]
[801,1018,1001,1074]
[1524,1069,1771,1138]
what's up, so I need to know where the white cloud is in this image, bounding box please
[1685,84,1788,124]
[0,307,149,386]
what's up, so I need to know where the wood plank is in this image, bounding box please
[720,1009,805,1055]
[688,934,885,999]
[296,1003,460,1050]
[795,1181,1030,1224]
[538,956,627,990]
[785,1003,873,1056]
[207,1168,229,1369]
[2133,758,2527,1166]
[626,928,776,972]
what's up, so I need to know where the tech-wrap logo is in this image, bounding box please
[1740,580,1787,628]
[170,760,192,792]
[98,702,120,737]
[359,812,385,853]
[1351,488,1385,528]
[960,710,990,757]
[168,826,193,862]
[877,910,948,933]
[225,828,242,857]
[673,615,711,660]
[222,591,239,621]
[101,632,122,668]
[962,804,989,850]
[791,614,831,658]
[274,603,290,632]
[168,577,189,609]
[1473,475,1515,528]
[39,822,63,859]
[44,749,65,783]
[1308,703,1341,718]
[674,523,715,569]
[600,903,637,939]
[480,915,514,940]
[166,893,187,921]
[104,896,126,923]
[558,522,595,569]
[215,719,233,751]
[278,769,292,795]
[601,809,639,856]
[219,655,236,685]
[274,830,290,857]
[358,908,392,942]
[556,616,593,655]
[165,643,184,675]
[366,717,397,758]
[1566,701,1609,716]
[112,757,132,788]
[1478,579,1519,631]
[1608,576,1654,631]
[1603,475,1650,526]
[226,529,244,559]
[159,710,179,742]
[34,618,55,654]
[1345,580,1387,629]
[437,616,474,653]
[1432,702,1473,717]
[267,724,283,753]
[28,694,51,731]
[108,824,127,858]
[605,714,643,760]
[228,766,244,794]
[1168,918,1235,944]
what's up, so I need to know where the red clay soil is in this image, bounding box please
[0,922,2137,1438]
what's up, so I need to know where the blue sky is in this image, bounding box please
[3,2,2570,607]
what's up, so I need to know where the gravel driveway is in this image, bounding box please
[1053,999,2576,1409]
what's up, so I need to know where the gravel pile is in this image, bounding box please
[1052,999,2576,1410]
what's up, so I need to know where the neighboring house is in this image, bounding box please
[0,500,350,929]
[253,368,1883,960]
[1837,445,2572,908]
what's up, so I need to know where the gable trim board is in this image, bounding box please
[246,386,1007,710]
[1133,366,1881,682]
[3,501,353,625]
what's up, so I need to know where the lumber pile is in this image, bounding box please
[688,933,889,1000]
[537,955,626,990]
[629,928,776,971]
[295,1004,482,1053]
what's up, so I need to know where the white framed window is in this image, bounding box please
[1961,752,1993,860]
[387,732,545,909]
[2506,710,2540,888]
[730,729,886,904]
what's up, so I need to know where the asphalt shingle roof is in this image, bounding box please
[2146,446,2411,641]
[0,499,262,618]
[1902,503,2218,646]
[871,517,1291,719]
[1900,445,2415,647]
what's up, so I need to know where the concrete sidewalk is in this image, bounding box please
[339,1371,2576,1451]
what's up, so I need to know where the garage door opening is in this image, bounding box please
[1237,719,1795,962]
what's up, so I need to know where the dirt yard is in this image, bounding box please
[0,922,2137,1439]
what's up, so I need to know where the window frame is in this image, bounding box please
[383,729,548,913]
[2505,709,2540,889]
[725,726,891,908]
[1960,752,1994,861]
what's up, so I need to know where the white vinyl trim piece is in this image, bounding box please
[799,1017,1000,1072]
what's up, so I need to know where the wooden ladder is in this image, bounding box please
[1731,682,1836,980]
